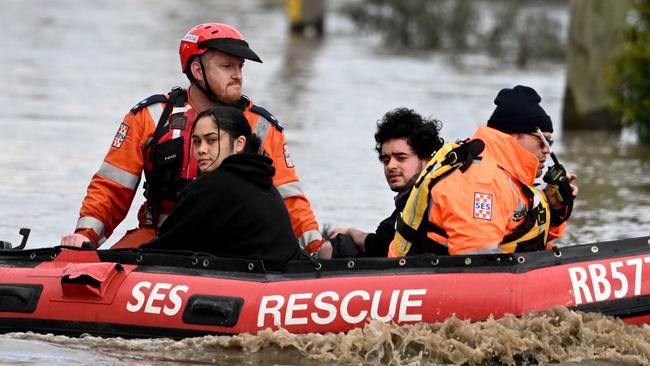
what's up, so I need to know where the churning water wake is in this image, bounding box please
[3,307,649,365]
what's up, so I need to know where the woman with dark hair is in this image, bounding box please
[142,106,303,271]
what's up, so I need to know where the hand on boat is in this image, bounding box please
[544,172,578,209]
[60,233,91,247]
[328,227,368,252]
[328,227,350,239]
[318,241,333,259]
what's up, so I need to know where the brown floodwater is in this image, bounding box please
[2,307,649,365]
[1,0,649,365]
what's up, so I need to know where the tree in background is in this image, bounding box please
[563,0,629,132]
[606,0,650,144]
[342,0,466,50]
[342,0,566,68]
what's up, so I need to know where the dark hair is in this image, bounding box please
[193,105,260,152]
[374,107,444,159]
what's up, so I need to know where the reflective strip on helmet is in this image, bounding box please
[97,162,141,190]
[172,129,181,139]
[298,229,323,250]
[277,182,304,199]
[76,216,107,244]
[253,117,271,150]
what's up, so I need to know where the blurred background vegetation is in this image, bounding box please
[341,0,567,68]
[338,0,649,145]
[606,0,650,144]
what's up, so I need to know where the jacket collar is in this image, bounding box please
[472,125,539,185]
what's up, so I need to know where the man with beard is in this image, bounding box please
[61,23,323,254]
[324,108,444,257]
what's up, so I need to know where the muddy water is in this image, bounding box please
[1,0,650,365]
[1,307,648,365]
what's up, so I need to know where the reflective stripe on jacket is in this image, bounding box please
[75,89,322,250]
[75,98,162,244]
[243,105,323,252]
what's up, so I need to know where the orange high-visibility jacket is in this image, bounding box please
[74,89,323,252]
[389,125,565,256]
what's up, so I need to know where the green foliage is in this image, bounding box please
[343,0,462,49]
[606,0,650,144]
[341,0,566,68]
[446,0,476,52]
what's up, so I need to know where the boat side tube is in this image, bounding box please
[0,236,647,337]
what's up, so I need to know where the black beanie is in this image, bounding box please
[487,85,553,133]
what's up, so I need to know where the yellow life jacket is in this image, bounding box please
[497,172,551,253]
[390,139,552,256]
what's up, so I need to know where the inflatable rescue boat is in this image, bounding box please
[0,230,649,339]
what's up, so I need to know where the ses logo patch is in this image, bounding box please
[473,192,493,220]
[111,123,129,149]
[283,144,295,168]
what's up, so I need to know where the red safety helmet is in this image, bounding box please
[179,23,262,73]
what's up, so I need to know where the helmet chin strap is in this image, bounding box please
[191,57,225,105]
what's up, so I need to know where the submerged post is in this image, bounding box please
[287,0,325,37]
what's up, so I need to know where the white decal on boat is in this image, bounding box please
[257,289,427,328]
[126,281,189,316]
[568,257,648,305]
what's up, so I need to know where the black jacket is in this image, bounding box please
[142,153,302,270]
[362,182,411,256]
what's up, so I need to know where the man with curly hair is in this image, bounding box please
[388,85,578,257]
[324,108,444,257]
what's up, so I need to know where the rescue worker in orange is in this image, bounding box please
[388,85,578,256]
[60,23,324,253]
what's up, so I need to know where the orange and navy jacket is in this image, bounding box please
[74,88,323,252]
[389,125,566,256]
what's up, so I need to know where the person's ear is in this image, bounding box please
[234,136,246,153]
[190,60,203,81]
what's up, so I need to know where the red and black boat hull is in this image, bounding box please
[0,236,648,338]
